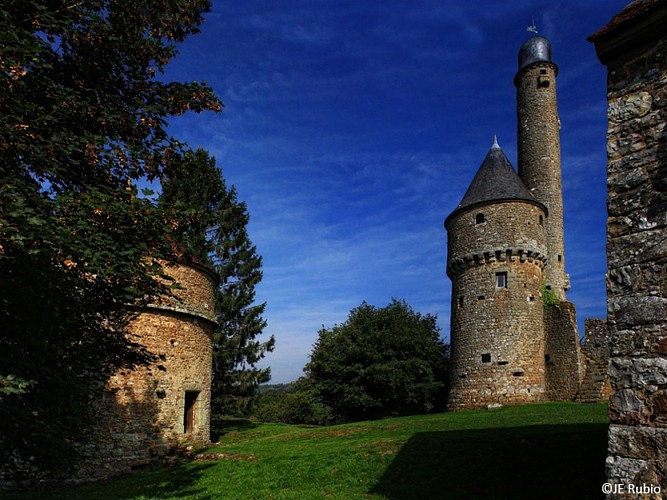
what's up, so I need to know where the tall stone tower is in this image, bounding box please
[445,34,584,410]
[515,36,569,300]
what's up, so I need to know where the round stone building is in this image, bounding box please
[445,139,549,410]
[82,259,218,479]
[515,35,569,300]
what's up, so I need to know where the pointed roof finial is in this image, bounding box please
[492,134,500,149]
[527,17,538,35]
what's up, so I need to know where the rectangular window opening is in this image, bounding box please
[495,272,508,289]
[481,353,491,363]
[184,391,199,434]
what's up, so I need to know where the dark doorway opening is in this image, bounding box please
[184,391,199,434]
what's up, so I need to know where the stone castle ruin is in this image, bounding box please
[445,34,611,410]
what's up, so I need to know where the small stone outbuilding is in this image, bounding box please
[79,259,218,480]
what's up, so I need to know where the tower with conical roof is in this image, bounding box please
[445,139,549,410]
[444,34,583,410]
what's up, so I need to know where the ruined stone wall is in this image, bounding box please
[544,302,583,400]
[447,201,548,410]
[576,318,612,403]
[582,318,610,365]
[78,261,217,480]
[590,3,667,493]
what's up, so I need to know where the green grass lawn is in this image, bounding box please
[9,402,608,499]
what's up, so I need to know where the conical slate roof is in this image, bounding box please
[446,139,546,225]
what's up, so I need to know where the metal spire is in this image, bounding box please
[527,17,538,35]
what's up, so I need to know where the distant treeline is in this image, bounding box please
[256,383,297,395]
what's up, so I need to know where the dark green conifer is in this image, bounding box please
[160,148,275,417]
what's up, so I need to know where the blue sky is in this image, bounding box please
[163,1,629,384]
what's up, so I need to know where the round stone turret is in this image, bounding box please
[443,35,581,413]
[445,141,548,410]
[84,259,218,479]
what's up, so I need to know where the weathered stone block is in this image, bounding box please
[609,388,647,425]
[607,229,667,267]
[609,357,667,389]
[608,295,667,327]
[608,92,653,123]
[608,424,667,459]
[607,424,667,494]
[608,168,649,195]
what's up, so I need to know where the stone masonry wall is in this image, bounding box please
[448,260,546,409]
[447,201,548,410]
[582,318,610,366]
[591,7,667,494]
[156,260,218,319]
[544,302,583,400]
[447,201,548,275]
[76,261,217,481]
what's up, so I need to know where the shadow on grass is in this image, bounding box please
[210,418,258,441]
[7,462,218,500]
[372,423,608,500]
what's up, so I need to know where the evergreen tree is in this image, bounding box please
[160,148,275,417]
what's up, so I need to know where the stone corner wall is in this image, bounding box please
[544,301,583,400]
[591,5,667,495]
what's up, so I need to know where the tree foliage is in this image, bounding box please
[160,148,275,418]
[0,0,220,477]
[1,0,220,192]
[253,378,334,426]
[304,299,449,423]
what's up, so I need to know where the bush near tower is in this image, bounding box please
[304,299,449,423]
